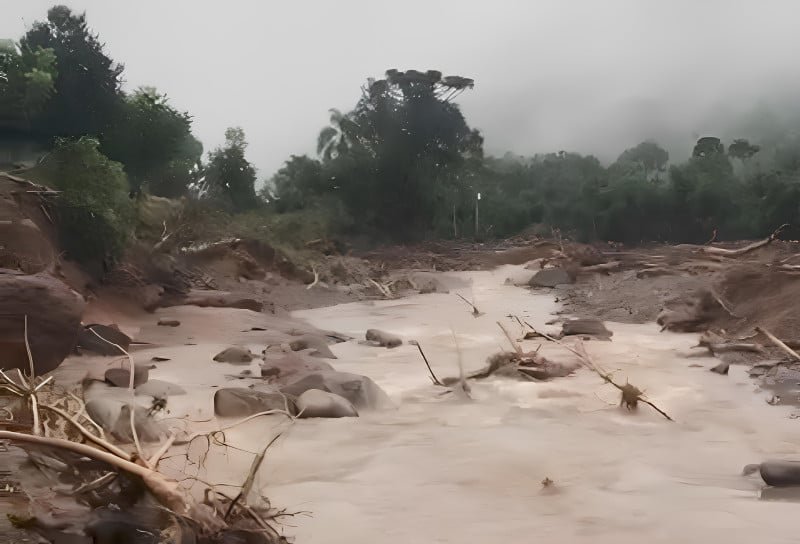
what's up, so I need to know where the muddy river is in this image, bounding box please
[232,265,800,543]
[7,264,800,543]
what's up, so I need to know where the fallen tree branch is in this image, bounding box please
[409,340,444,386]
[224,432,283,520]
[306,265,319,290]
[697,224,787,257]
[456,293,482,316]
[497,321,523,356]
[756,326,800,362]
[526,326,673,421]
[709,288,741,318]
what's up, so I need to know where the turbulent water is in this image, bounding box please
[20,264,800,543]
[258,265,800,544]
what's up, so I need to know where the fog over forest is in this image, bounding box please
[3,0,799,174]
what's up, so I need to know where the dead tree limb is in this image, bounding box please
[698,224,788,257]
[497,321,523,356]
[756,327,800,362]
[456,293,482,316]
[409,340,444,386]
[526,327,673,421]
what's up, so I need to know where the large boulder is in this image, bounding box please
[745,461,800,487]
[85,398,164,443]
[296,389,358,418]
[288,334,337,359]
[528,267,574,288]
[280,371,393,411]
[0,272,85,375]
[77,324,132,355]
[214,388,295,417]
[105,365,149,388]
[365,329,402,348]
[260,353,335,383]
[213,346,255,364]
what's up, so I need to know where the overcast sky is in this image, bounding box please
[3,0,800,177]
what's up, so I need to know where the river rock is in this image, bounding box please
[710,361,730,375]
[748,461,800,487]
[85,398,164,443]
[281,371,393,410]
[296,389,358,418]
[288,334,337,358]
[86,398,125,431]
[112,404,165,443]
[560,319,613,339]
[105,365,149,388]
[0,272,85,375]
[528,267,574,288]
[260,353,335,382]
[214,387,295,417]
[365,329,402,348]
[135,379,186,397]
[77,323,131,355]
[213,346,255,364]
[157,318,180,327]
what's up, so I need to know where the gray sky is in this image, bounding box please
[3,0,800,177]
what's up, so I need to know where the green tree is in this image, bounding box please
[615,140,669,179]
[268,155,330,212]
[323,69,483,239]
[21,5,123,139]
[29,136,134,266]
[728,138,760,161]
[202,127,259,212]
[692,136,725,158]
[0,42,58,131]
[102,87,201,197]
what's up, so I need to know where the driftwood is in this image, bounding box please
[456,293,483,317]
[756,327,800,362]
[580,261,622,273]
[526,326,673,421]
[697,224,787,257]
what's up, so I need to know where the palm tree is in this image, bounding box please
[317,109,359,161]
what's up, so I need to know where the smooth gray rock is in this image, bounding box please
[296,389,358,418]
[86,398,125,431]
[528,268,574,288]
[747,461,800,487]
[213,346,255,364]
[112,404,165,443]
[561,319,613,338]
[135,379,186,397]
[288,334,337,359]
[105,365,149,388]
[85,398,164,443]
[281,371,393,410]
[710,361,730,375]
[260,353,335,383]
[365,329,402,348]
[214,387,295,417]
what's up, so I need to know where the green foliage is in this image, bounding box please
[311,69,483,240]
[31,137,134,264]
[202,127,259,212]
[0,43,58,130]
[102,87,201,197]
[21,5,123,140]
[728,138,760,161]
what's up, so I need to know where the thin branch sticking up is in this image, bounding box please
[306,266,319,290]
[89,328,149,467]
[456,293,483,317]
[410,340,444,386]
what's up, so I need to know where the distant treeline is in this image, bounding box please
[2,5,800,270]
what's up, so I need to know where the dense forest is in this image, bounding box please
[2,6,800,267]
